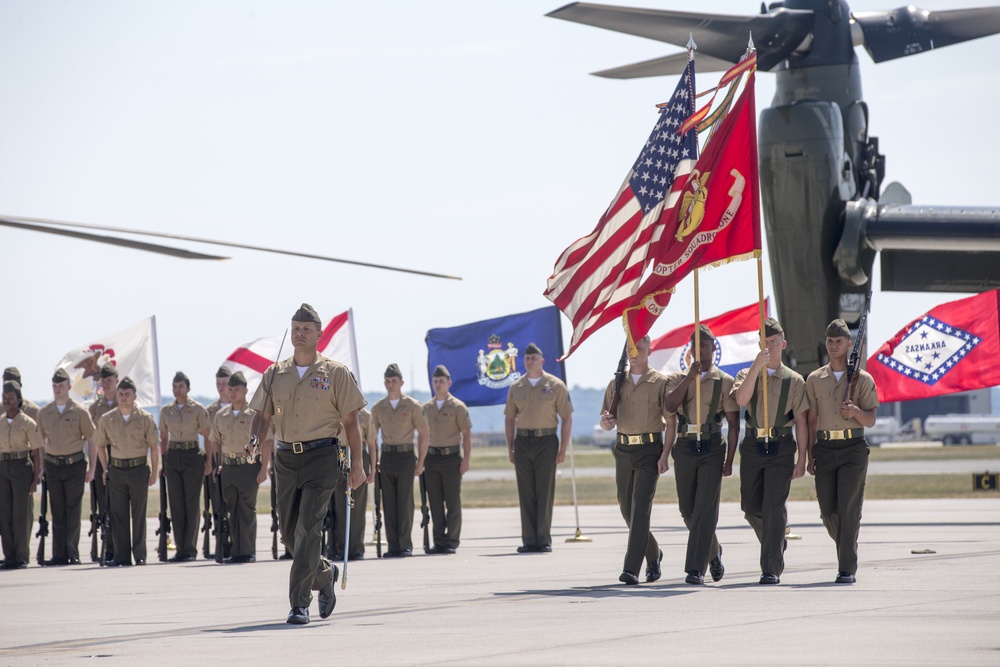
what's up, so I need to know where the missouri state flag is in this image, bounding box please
[223,308,360,396]
[868,290,1000,402]
[425,306,565,407]
[648,301,765,377]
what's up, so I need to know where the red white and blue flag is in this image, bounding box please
[867,290,1000,403]
[648,301,766,377]
[223,308,360,396]
[544,56,698,359]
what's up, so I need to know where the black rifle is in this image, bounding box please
[844,290,874,403]
[201,478,213,559]
[88,479,99,562]
[35,479,49,566]
[606,343,629,419]
[373,456,383,559]
[99,477,110,567]
[270,467,279,560]
[156,468,171,562]
[214,459,229,564]
[419,473,430,554]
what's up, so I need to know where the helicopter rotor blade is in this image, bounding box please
[592,51,736,79]
[546,2,814,72]
[0,215,462,280]
[0,217,229,260]
[852,5,1000,63]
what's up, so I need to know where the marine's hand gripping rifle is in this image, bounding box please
[844,290,873,404]
[244,330,288,464]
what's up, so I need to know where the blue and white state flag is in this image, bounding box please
[425,306,566,407]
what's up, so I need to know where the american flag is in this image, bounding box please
[544,57,698,358]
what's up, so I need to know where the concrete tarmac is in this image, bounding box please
[2,498,998,666]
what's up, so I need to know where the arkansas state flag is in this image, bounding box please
[54,316,161,409]
[223,308,360,396]
[624,70,762,346]
[868,290,1000,402]
[648,301,766,377]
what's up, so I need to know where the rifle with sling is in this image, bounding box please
[88,479,99,561]
[201,478,213,559]
[156,466,171,562]
[99,477,110,566]
[419,473,430,554]
[214,451,229,563]
[270,466,279,560]
[35,479,49,565]
[844,290,873,403]
[606,343,629,419]
[373,453,383,558]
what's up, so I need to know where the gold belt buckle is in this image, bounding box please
[627,435,643,445]
[292,442,304,454]
[828,430,845,441]
[685,424,700,435]
[755,428,771,439]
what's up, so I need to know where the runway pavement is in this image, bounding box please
[2,498,998,665]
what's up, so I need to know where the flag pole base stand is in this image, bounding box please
[565,528,592,543]
[366,538,387,547]
[786,527,801,541]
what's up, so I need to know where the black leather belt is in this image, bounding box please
[749,427,794,440]
[428,445,461,456]
[276,437,338,454]
[679,423,722,437]
[517,428,557,438]
[0,451,30,461]
[168,441,200,450]
[110,456,147,469]
[45,452,86,466]
[382,444,414,453]
[817,428,865,441]
[223,454,249,466]
[616,432,663,446]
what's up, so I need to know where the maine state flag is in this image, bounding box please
[425,306,566,407]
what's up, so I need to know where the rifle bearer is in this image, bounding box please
[731,317,809,585]
[36,368,97,565]
[805,318,878,585]
[664,324,740,586]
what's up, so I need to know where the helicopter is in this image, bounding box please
[547,0,1000,374]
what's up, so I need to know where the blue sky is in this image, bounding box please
[1,0,998,399]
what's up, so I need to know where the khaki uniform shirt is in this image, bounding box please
[21,398,40,421]
[805,366,879,431]
[159,398,211,442]
[249,354,366,443]
[731,364,809,426]
[601,367,673,434]
[37,400,96,456]
[89,396,118,426]
[358,408,375,447]
[666,367,739,425]
[207,400,229,423]
[211,405,271,457]
[95,409,158,459]
[0,412,42,453]
[504,372,573,430]
[371,394,427,445]
[423,395,472,447]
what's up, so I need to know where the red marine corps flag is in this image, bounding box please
[867,290,1000,402]
[623,65,762,346]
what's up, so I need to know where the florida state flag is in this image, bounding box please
[868,290,1000,402]
[624,71,762,346]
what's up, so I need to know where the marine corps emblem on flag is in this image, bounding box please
[476,334,521,389]
[675,170,711,241]
[874,315,980,386]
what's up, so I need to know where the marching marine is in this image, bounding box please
[731,318,809,584]
[0,380,43,569]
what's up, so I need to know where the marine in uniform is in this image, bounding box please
[0,380,43,569]
[159,371,211,562]
[210,371,270,563]
[664,325,739,585]
[206,366,233,422]
[599,336,674,585]
[36,369,97,565]
[731,318,809,585]
[805,319,878,584]
[421,365,472,554]
[370,364,429,557]
[332,402,376,561]
[503,343,573,553]
[205,366,233,559]
[88,363,119,562]
[94,376,159,566]
[4,368,40,554]
[249,303,367,626]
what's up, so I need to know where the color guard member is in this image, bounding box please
[89,363,119,562]
[0,380,42,569]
